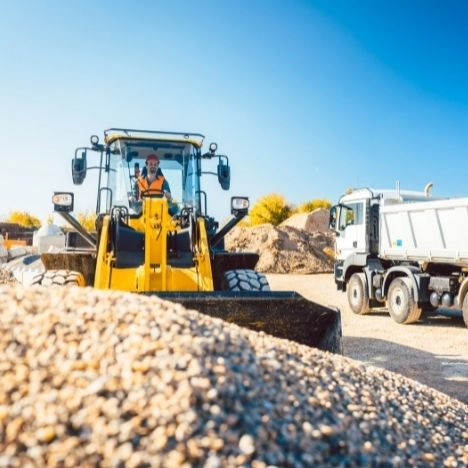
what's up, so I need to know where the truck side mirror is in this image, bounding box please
[217,158,230,190]
[329,206,337,231]
[72,152,87,185]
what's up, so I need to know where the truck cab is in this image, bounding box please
[330,187,438,290]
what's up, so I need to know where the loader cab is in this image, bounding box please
[71,129,231,219]
[105,135,201,218]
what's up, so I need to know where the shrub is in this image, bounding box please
[7,211,41,229]
[77,211,97,231]
[295,199,331,213]
[248,194,292,226]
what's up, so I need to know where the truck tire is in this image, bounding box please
[387,277,422,324]
[221,269,271,292]
[462,295,468,328]
[347,273,370,315]
[31,270,86,287]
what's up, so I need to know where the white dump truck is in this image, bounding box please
[329,184,468,328]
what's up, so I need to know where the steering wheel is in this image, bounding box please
[140,189,164,199]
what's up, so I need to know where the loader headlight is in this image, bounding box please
[231,196,249,216]
[52,192,74,212]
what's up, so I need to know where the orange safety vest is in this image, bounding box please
[137,175,166,198]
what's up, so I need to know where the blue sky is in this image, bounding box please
[1,0,467,224]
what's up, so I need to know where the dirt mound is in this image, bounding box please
[280,208,330,232]
[225,210,335,274]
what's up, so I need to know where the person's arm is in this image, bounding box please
[162,179,171,201]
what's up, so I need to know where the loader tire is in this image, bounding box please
[221,269,271,292]
[347,272,370,315]
[32,270,86,287]
[387,277,422,324]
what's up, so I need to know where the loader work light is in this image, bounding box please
[231,196,249,216]
[52,192,74,212]
[209,142,218,154]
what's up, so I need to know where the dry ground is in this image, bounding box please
[267,273,468,405]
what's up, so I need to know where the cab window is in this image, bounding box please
[339,202,363,229]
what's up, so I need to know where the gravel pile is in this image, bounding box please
[0,268,16,286]
[0,285,467,467]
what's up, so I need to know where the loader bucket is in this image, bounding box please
[143,291,342,354]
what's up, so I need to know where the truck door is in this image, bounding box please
[335,201,368,260]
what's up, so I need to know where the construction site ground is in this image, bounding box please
[267,273,468,405]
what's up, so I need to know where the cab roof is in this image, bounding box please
[340,187,444,204]
[104,128,205,148]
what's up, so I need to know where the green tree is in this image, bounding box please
[248,193,292,226]
[295,198,331,213]
[7,211,41,229]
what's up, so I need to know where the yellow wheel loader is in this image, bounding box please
[35,128,342,353]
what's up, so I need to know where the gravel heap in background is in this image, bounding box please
[0,269,15,286]
[0,285,467,467]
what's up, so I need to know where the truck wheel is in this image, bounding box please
[347,273,370,315]
[32,270,86,287]
[387,277,422,324]
[462,295,468,328]
[221,269,271,292]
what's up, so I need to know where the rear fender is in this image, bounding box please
[382,266,423,302]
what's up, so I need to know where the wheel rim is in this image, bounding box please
[391,290,403,312]
[387,278,421,324]
[347,273,369,315]
[350,286,360,306]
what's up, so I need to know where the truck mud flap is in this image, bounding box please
[142,291,342,354]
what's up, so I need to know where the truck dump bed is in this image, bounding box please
[380,197,468,266]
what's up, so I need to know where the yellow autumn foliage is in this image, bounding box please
[248,193,293,226]
[7,211,41,229]
[77,211,97,231]
[295,198,332,213]
[245,195,332,227]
